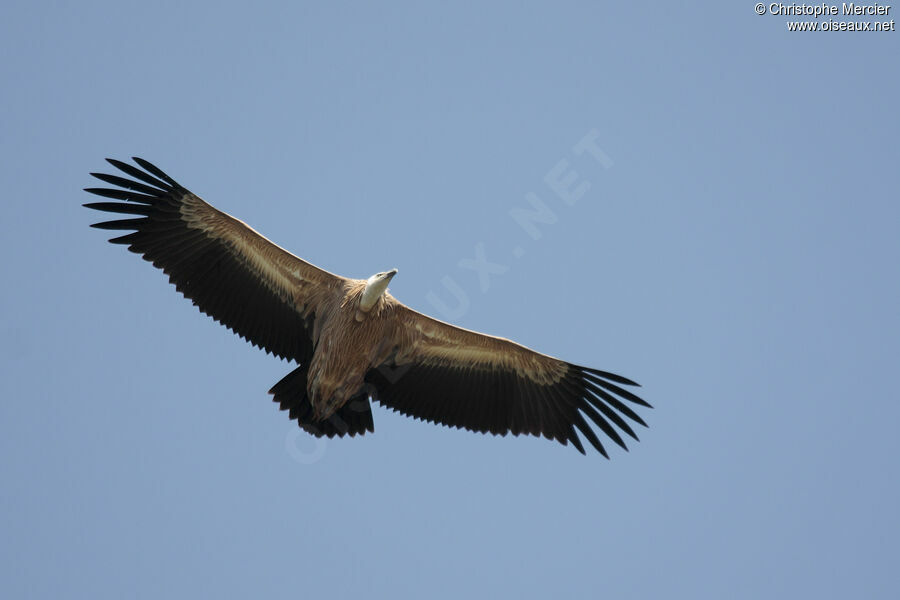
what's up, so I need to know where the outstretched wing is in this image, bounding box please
[367,305,650,457]
[84,157,346,363]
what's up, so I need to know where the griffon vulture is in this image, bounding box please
[84,157,650,456]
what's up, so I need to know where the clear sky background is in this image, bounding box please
[1,2,898,598]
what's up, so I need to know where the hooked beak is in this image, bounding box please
[385,268,398,280]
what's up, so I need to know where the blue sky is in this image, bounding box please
[1,2,898,598]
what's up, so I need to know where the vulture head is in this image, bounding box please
[360,268,398,311]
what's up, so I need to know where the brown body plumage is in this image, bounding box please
[307,281,397,419]
[85,157,651,456]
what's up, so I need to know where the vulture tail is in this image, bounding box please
[269,365,374,438]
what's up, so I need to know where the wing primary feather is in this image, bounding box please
[131,157,180,187]
[83,202,152,216]
[90,218,147,231]
[579,366,641,387]
[581,371,652,408]
[585,395,638,442]
[533,384,570,444]
[579,400,629,450]
[582,381,649,428]
[558,376,632,446]
[90,172,163,196]
[567,425,586,455]
[571,412,609,458]
[145,233,214,264]
[108,232,142,245]
[106,158,173,191]
[576,378,643,435]
[539,378,583,448]
[84,188,157,204]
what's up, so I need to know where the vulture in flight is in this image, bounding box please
[85,157,650,457]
